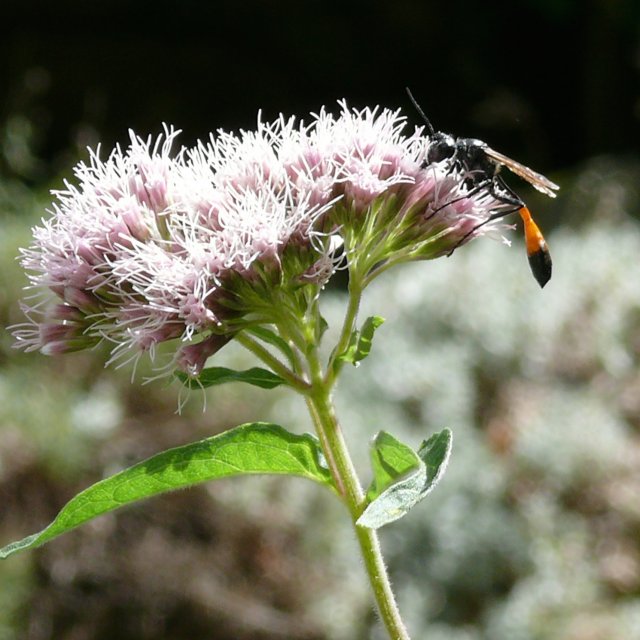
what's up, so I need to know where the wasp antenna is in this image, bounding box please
[405,88,436,136]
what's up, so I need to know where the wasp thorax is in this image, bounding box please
[457,138,488,167]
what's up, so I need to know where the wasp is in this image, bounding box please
[406,89,559,288]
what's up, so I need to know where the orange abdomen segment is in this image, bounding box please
[519,206,552,288]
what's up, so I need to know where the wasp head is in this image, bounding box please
[426,132,457,164]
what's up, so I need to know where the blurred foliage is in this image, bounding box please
[1,153,640,639]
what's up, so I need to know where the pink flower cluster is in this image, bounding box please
[13,102,512,373]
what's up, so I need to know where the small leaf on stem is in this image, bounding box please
[357,428,452,529]
[354,316,385,363]
[366,431,421,501]
[336,315,385,368]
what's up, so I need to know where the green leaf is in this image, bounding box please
[354,316,385,364]
[246,326,295,365]
[357,428,452,529]
[338,331,359,364]
[366,431,422,501]
[317,314,329,341]
[176,366,286,390]
[336,316,385,368]
[1,423,333,559]
[418,430,453,482]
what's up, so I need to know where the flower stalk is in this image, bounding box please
[235,272,412,637]
[235,332,309,392]
[326,276,364,386]
[304,352,411,640]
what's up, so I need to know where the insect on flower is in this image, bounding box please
[407,89,559,288]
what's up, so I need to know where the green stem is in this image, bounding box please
[236,332,310,392]
[238,281,409,637]
[305,347,411,640]
[325,275,364,387]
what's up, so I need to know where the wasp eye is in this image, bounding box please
[426,134,456,164]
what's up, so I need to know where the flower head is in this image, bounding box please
[13,102,514,375]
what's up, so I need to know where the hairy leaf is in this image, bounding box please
[357,429,452,529]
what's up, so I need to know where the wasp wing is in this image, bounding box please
[484,146,559,198]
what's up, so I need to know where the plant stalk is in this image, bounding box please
[236,332,310,391]
[305,348,411,640]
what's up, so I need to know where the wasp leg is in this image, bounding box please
[424,176,493,222]
[488,175,524,209]
[425,164,521,223]
[445,176,523,256]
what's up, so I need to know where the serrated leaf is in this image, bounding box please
[1,423,333,559]
[366,431,421,501]
[176,366,285,390]
[357,428,452,529]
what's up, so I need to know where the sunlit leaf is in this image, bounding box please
[1,423,333,559]
[353,316,385,364]
[366,431,421,501]
[357,429,452,529]
[335,316,385,369]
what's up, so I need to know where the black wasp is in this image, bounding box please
[406,89,559,288]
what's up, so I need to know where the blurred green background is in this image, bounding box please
[2,1,640,638]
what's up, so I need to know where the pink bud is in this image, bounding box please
[176,334,231,376]
[63,287,100,312]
